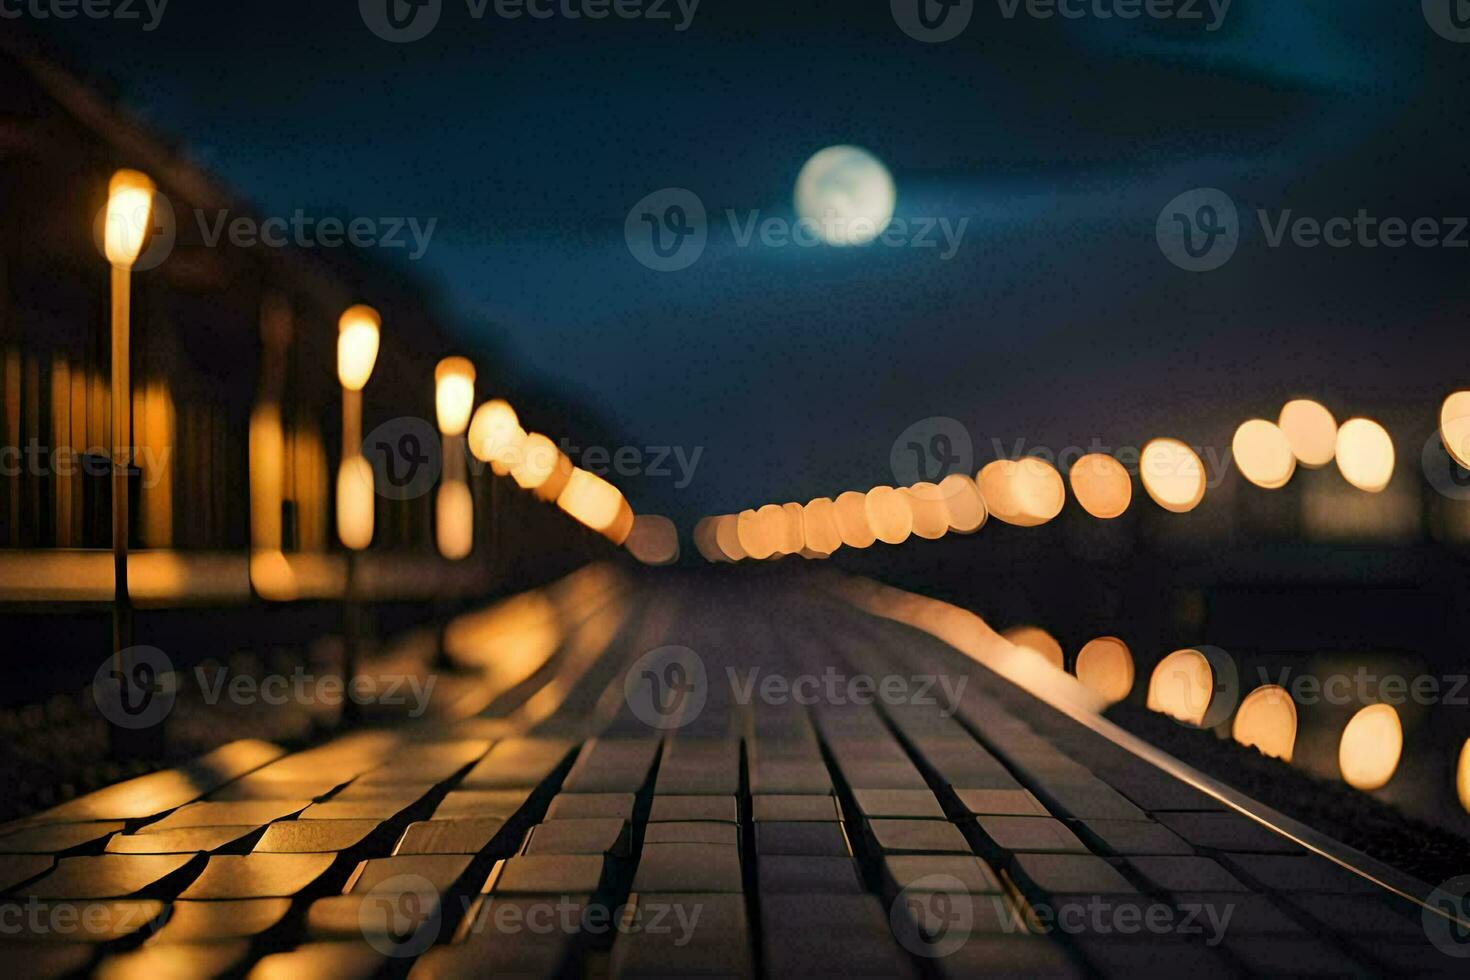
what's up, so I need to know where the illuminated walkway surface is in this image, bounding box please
[0,568,1460,977]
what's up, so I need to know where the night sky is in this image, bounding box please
[35,2,1470,522]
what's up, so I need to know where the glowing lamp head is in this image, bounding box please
[469,399,527,474]
[435,357,476,436]
[557,467,626,535]
[104,169,156,269]
[337,305,382,391]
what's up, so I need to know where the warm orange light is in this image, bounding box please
[557,468,626,537]
[1074,636,1134,704]
[435,481,474,560]
[692,517,723,563]
[978,458,1065,527]
[834,491,877,549]
[469,399,528,475]
[1338,703,1402,791]
[864,486,913,545]
[626,515,680,565]
[1457,739,1470,814]
[1231,685,1297,762]
[1139,439,1207,513]
[1069,454,1132,519]
[1278,399,1337,468]
[1335,418,1394,493]
[1146,649,1212,725]
[1002,626,1064,671]
[336,306,381,392]
[937,473,987,534]
[1233,419,1297,490]
[104,169,155,269]
[778,503,806,556]
[903,484,950,540]
[714,514,748,561]
[434,357,476,436]
[801,498,843,556]
[509,432,556,488]
[1439,392,1470,470]
[249,404,284,551]
[335,454,375,551]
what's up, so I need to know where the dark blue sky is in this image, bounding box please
[39,2,1470,521]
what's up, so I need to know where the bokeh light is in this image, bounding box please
[1069,453,1132,519]
[1233,419,1297,490]
[1002,626,1064,670]
[435,481,474,560]
[978,458,1065,527]
[833,491,877,549]
[715,514,748,562]
[903,484,950,540]
[1074,636,1134,704]
[1146,648,1212,725]
[434,357,476,437]
[469,400,527,476]
[1439,391,1470,470]
[864,486,913,545]
[801,498,842,556]
[1231,685,1297,762]
[1278,399,1337,468]
[938,473,987,534]
[336,305,381,392]
[626,515,680,565]
[1335,418,1395,493]
[1338,703,1402,791]
[1139,439,1207,513]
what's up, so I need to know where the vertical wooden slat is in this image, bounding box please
[51,356,72,547]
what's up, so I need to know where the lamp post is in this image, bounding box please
[433,358,475,670]
[103,170,154,757]
[336,305,380,724]
[434,357,475,561]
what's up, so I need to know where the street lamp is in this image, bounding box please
[103,168,154,754]
[434,357,475,560]
[336,304,380,722]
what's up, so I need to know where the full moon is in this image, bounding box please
[794,145,896,246]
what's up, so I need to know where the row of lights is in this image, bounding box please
[695,394,1466,562]
[104,170,639,568]
[1006,627,1460,804]
[336,310,637,557]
